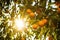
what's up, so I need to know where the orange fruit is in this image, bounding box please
[26,9,32,14]
[29,12,35,17]
[32,24,38,29]
[38,21,44,27]
[42,19,47,24]
[38,19,47,27]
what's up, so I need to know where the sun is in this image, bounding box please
[14,15,26,30]
[14,15,29,31]
[15,19,25,30]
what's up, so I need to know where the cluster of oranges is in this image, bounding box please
[32,19,48,29]
[26,9,35,17]
[38,19,48,27]
[26,9,48,29]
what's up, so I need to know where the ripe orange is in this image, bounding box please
[26,9,32,14]
[42,19,47,24]
[38,21,44,27]
[29,12,35,17]
[38,19,47,27]
[32,24,38,29]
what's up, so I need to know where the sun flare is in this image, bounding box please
[15,19,25,30]
[14,15,27,30]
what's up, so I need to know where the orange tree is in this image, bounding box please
[0,0,60,40]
